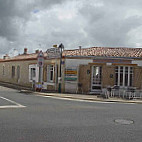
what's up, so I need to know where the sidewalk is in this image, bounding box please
[0,81,142,104]
[32,91,142,104]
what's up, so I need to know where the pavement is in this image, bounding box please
[0,81,142,104]
[20,90,142,104]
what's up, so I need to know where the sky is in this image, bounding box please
[0,0,142,57]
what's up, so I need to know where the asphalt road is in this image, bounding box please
[0,86,142,142]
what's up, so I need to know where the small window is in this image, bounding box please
[12,66,15,78]
[30,68,36,80]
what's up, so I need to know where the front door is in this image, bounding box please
[91,66,102,92]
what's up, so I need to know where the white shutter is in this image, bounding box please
[36,64,39,83]
[29,66,32,82]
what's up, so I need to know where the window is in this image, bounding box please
[29,64,38,82]
[30,68,36,80]
[12,66,15,78]
[47,65,54,82]
[115,66,133,87]
[2,65,5,75]
[17,66,20,79]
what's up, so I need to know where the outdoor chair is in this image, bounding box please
[111,85,120,97]
[124,87,136,99]
[132,89,142,99]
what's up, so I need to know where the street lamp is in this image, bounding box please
[58,43,64,93]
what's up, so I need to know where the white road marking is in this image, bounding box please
[36,95,135,105]
[0,96,26,109]
[0,105,25,109]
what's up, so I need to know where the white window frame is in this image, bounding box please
[47,65,54,83]
[115,66,133,87]
[29,64,39,82]
[91,66,102,91]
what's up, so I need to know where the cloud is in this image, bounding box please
[0,0,142,57]
[78,0,142,47]
[0,0,70,56]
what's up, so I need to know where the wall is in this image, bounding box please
[102,65,115,88]
[64,58,92,93]
[0,60,37,87]
[78,64,91,94]
[133,66,142,89]
[0,59,61,91]
[132,60,142,67]
[1,58,142,93]
[79,64,115,93]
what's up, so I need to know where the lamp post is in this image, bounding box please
[58,43,64,93]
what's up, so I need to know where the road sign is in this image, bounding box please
[46,48,61,58]
[37,51,44,67]
[65,67,78,82]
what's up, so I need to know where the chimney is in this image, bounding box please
[24,48,28,54]
[35,50,39,54]
[3,54,10,59]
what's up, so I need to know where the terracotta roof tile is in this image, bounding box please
[1,52,48,61]
[62,47,142,58]
[1,47,142,62]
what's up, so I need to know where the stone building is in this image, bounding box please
[0,48,61,92]
[0,47,142,94]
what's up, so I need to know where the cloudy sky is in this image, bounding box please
[0,0,142,57]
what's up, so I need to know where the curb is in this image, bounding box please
[32,91,142,104]
[1,82,142,104]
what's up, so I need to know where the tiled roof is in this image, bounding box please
[1,52,48,62]
[11,53,38,60]
[62,47,142,58]
[1,47,142,62]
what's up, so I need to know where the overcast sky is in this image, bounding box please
[0,0,142,57]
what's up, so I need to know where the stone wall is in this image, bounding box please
[78,64,91,94]
[133,66,142,89]
[0,60,37,87]
[102,65,115,88]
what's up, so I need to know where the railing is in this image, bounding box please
[102,86,142,99]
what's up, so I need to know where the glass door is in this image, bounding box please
[91,66,102,91]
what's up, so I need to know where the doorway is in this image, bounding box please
[91,66,102,92]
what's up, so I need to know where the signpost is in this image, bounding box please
[46,44,64,93]
[37,50,44,91]
[46,48,60,59]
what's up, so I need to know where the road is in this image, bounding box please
[0,86,142,142]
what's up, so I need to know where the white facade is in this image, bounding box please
[132,60,142,67]
[65,59,92,93]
